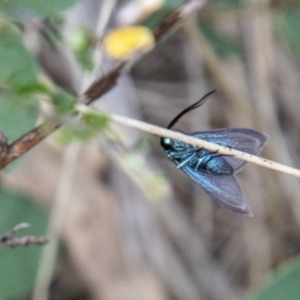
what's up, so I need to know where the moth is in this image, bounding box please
[160,91,267,216]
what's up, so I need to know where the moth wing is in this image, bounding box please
[191,128,267,172]
[182,165,252,215]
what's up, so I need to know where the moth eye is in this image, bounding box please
[161,137,175,150]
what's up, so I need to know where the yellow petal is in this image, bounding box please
[104,26,155,60]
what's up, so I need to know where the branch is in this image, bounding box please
[76,104,300,179]
[0,0,207,169]
[0,223,49,248]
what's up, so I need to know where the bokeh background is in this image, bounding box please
[1,0,300,299]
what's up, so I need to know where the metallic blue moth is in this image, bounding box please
[160,90,267,216]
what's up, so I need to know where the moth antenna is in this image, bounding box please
[167,90,216,129]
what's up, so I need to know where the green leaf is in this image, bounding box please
[279,9,300,58]
[0,0,78,19]
[245,256,300,300]
[0,93,38,143]
[0,26,39,90]
[0,188,48,299]
[51,90,76,114]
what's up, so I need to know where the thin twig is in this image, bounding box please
[76,104,300,179]
[152,0,206,41]
[0,223,49,247]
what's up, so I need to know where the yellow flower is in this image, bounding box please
[104,26,155,60]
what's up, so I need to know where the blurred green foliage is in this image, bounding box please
[279,8,300,59]
[82,111,109,131]
[0,2,71,295]
[0,24,40,147]
[54,125,94,145]
[54,110,110,145]
[211,0,240,7]
[200,22,243,58]
[0,94,38,144]
[0,188,48,299]
[245,257,300,300]
[51,90,77,114]
[0,26,38,90]
[0,0,78,19]
[67,26,94,71]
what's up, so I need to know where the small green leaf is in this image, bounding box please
[245,256,300,300]
[51,91,77,114]
[0,188,48,299]
[67,26,94,70]
[67,26,92,52]
[16,82,51,95]
[54,125,94,145]
[82,112,110,131]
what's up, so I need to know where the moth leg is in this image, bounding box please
[195,149,218,170]
[176,152,197,169]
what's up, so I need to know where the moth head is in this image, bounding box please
[160,137,175,151]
